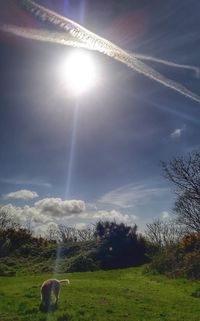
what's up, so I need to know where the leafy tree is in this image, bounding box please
[94,221,147,269]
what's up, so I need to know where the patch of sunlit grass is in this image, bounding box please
[0,268,200,321]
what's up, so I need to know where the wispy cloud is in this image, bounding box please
[170,127,185,139]
[3,189,39,200]
[99,183,168,209]
[0,177,51,188]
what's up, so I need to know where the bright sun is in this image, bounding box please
[60,50,97,96]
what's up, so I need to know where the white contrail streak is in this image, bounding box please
[0,24,91,49]
[3,0,200,103]
[132,53,200,76]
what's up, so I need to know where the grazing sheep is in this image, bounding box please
[41,278,70,307]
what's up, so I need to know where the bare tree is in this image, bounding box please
[76,226,95,241]
[175,191,200,233]
[0,210,20,231]
[46,224,61,242]
[57,225,78,243]
[161,151,200,233]
[145,219,184,247]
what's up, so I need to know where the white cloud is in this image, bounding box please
[0,198,86,230]
[35,198,86,217]
[0,177,51,188]
[93,210,133,223]
[0,197,137,236]
[99,184,168,209]
[161,211,170,219]
[0,204,50,225]
[170,128,184,139]
[79,209,137,225]
[3,189,39,200]
[75,222,88,230]
[35,222,59,237]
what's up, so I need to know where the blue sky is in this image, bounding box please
[0,0,200,234]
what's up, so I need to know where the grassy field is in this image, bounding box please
[0,267,200,321]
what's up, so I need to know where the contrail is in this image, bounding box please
[2,0,200,103]
[2,24,199,77]
[132,53,200,76]
[0,24,91,50]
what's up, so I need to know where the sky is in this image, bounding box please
[0,0,200,235]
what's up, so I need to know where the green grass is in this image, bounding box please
[0,267,200,321]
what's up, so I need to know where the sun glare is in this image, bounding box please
[60,50,97,96]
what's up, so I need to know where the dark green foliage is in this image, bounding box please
[183,252,200,279]
[57,314,69,321]
[0,261,16,276]
[0,228,54,257]
[0,219,149,273]
[95,221,147,269]
[68,254,99,272]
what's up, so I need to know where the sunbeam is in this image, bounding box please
[65,103,79,198]
[2,0,198,104]
[53,102,80,275]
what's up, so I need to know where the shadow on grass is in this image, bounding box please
[191,287,200,298]
[39,303,70,320]
[39,302,58,313]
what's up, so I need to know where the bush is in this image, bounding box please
[180,233,200,252]
[149,233,200,280]
[184,251,200,279]
[94,221,148,269]
[68,254,99,272]
[0,262,16,276]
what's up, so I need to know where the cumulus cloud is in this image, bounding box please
[1,196,137,236]
[80,209,137,225]
[93,210,131,223]
[35,198,86,217]
[0,198,86,229]
[3,189,39,200]
[0,204,49,225]
[75,222,88,230]
[35,222,59,237]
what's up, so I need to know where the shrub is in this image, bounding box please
[149,233,200,280]
[180,233,200,252]
[68,254,99,272]
[184,251,200,279]
[94,221,148,269]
